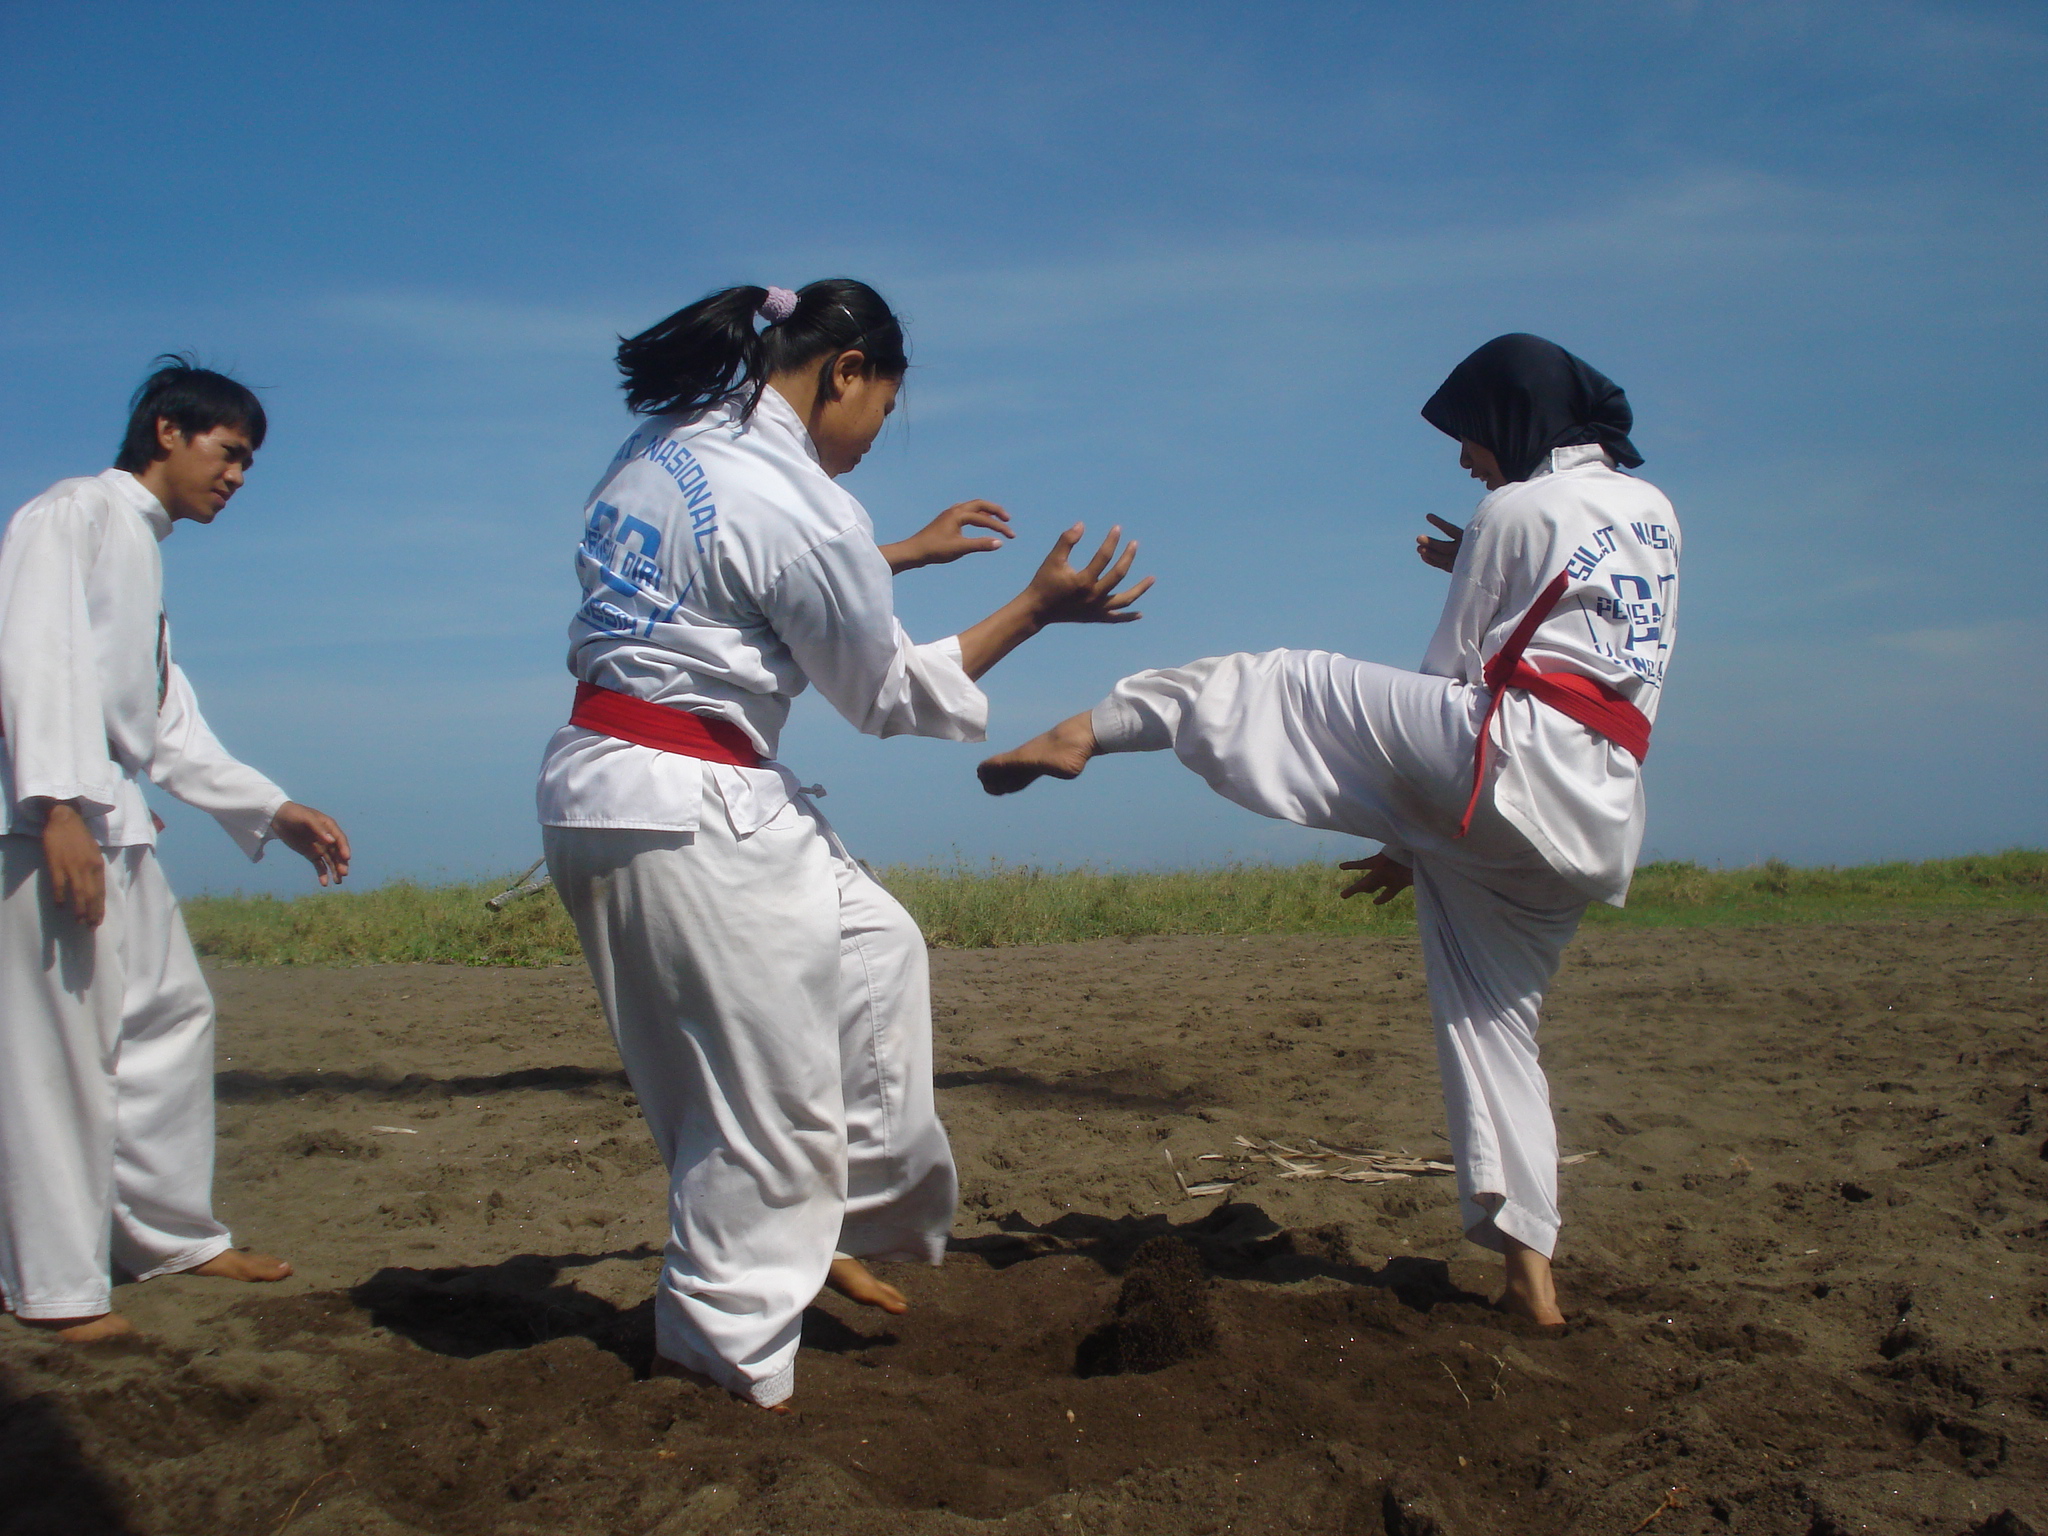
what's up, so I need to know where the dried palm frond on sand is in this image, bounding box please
[1164,1137,1598,1198]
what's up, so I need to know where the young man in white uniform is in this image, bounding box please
[0,359,352,1341]
[538,282,1149,1407]
[981,335,1679,1325]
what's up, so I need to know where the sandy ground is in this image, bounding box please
[2,913,2044,1536]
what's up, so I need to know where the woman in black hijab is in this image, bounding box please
[1425,332,1642,483]
[1415,333,1646,569]
[978,333,1680,1330]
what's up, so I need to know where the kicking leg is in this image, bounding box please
[981,651,1481,851]
[977,711,1097,795]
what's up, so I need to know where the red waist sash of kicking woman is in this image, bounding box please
[1456,570,1651,838]
[567,681,763,767]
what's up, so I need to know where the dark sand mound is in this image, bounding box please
[2,915,2044,1534]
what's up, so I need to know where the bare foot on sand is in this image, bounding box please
[1499,1237,1566,1328]
[184,1248,293,1283]
[825,1256,909,1315]
[977,711,1097,796]
[649,1355,793,1413]
[19,1312,136,1342]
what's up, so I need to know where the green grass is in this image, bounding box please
[181,849,2048,966]
[1580,849,2048,929]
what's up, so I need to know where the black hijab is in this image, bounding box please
[1420,333,1642,485]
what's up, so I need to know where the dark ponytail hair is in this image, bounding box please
[616,278,909,419]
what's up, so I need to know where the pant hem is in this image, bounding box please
[127,1233,233,1283]
[836,1223,948,1266]
[1462,1196,1558,1260]
[10,1295,117,1320]
[1490,1202,1559,1260]
[658,1348,796,1408]
[747,1362,796,1407]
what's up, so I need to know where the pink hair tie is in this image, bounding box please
[758,286,799,323]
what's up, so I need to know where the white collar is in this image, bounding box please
[1527,442,1615,482]
[99,468,174,541]
[751,386,824,469]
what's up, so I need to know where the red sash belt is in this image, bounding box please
[1456,570,1651,837]
[568,682,762,767]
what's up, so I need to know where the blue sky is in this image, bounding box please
[3,1,2042,896]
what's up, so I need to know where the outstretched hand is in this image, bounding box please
[880,500,1014,573]
[1337,852,1413,905]
[953,522,1156,680]
[1027,524,1153,625]
[272,801,351,886]
[1416,514,1463,573]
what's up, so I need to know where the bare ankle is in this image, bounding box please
[184,1248,292,1283]
[1499,1236,1564,1326]
[20,1312,135,1342]
[825,1256,910,1314]
[1050,710,1098,757]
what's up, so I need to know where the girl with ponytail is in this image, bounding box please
[537,278,1149,1409]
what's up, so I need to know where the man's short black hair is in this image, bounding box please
[114,354,267,472]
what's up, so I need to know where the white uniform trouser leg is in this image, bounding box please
[0,836,232,1320]
[1090,649,1590,1259]
[834,850,956,1261]
[543,797,955,1408]
[1410,857,1581,1256]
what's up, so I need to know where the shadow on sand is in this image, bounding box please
[954,1200,1490,1311]
[0,1356,141,1536]
[349,1245,900,1379]
[349,1202,1486,1383]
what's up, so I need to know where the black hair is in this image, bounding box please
[616,278,909,419]
[114,354,268,471]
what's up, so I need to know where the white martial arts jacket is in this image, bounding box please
[0,470,289,857]
[537,387,988,835]
[1402,443,1680,903]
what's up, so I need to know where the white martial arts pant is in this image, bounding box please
[543,792,955,1407]
[1091,650,1590,1257]
[0,836,233,1320]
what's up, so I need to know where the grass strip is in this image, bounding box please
[182,849,2047,967]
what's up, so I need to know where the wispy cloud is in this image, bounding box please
[1873,618,2045,663]
[887,168,1999,347]
[299,161,2038,375]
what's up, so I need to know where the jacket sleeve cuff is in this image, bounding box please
[219,790,290,862]
[893,634,989,742]
[15,781,121,819]
[1089,695,1171,754]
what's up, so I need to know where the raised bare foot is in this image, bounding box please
[649,1355,792,1413]
[184,1248,293,1283]
[824,1255,909,1315]
[19,1312,136,1342]
[977,711,1097,796]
